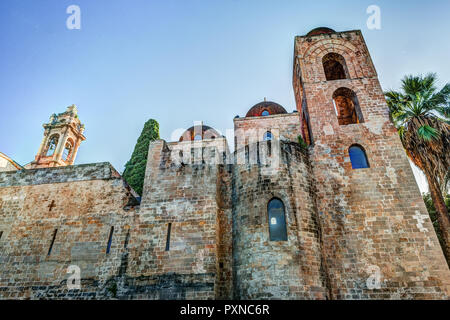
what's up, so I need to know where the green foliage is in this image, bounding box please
[423,192,450,246]
[123,119,160,196]
[297,135,308,150]
[384,73,450,188]
[387,74,450,256]
[418,125,440,141]
[107,280,117,298]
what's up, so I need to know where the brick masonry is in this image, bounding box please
[293,29,450,299]
[232,141,326,299]
[0,28,449,300]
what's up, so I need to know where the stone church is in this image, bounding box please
[1,28,449,300]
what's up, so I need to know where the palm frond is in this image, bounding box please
[397,126,406,141]
[417,125,440,141]
[435,107,450,121]
[385,73,450,187]
[422,73,438,91]
[402,73,438,95]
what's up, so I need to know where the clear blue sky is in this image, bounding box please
[1,0,449,186]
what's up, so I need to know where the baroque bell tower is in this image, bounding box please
[30,105,85,169]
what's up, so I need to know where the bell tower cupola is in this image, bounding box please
[30,105,86,169]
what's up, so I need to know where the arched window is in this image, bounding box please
[263,131,272,141]
[63,141,72,161]
[332,88,364,125]
[46,135,59,156]
[323,53,349,81]
[261,110,270,116]
[268,198,287,241]
[349,145,370,169]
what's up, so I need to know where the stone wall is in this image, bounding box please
[293,29,450,299]
[0,160,231,300]
[1,28,449,301]
[234,113,302,160]
[134,138,233,299]
[0,163,138,299]
[232,141,327,299]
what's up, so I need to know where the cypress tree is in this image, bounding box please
[123,119,160,195]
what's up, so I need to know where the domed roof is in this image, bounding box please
[179,125,221,142]
[306,27,336,37]
[245,101,287,118]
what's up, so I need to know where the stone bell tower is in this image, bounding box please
[293,27,450,299]
[30,105,85,169]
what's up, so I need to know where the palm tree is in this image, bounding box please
[385,73,450,263]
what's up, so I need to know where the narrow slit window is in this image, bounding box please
[165,223,172,251]
[124,230,130,249]
[106,226,114,254]
[302,113,312,146]
[245,145,250,164]
[0,231,3,240]
[48,229,58,256]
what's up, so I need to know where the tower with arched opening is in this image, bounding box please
[30,105,85,168]
[292,27,450,299]
[0,27,448,301]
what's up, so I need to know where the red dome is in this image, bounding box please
[179,125,221,142]
[306,27,336,37]
[245,101,287,118]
